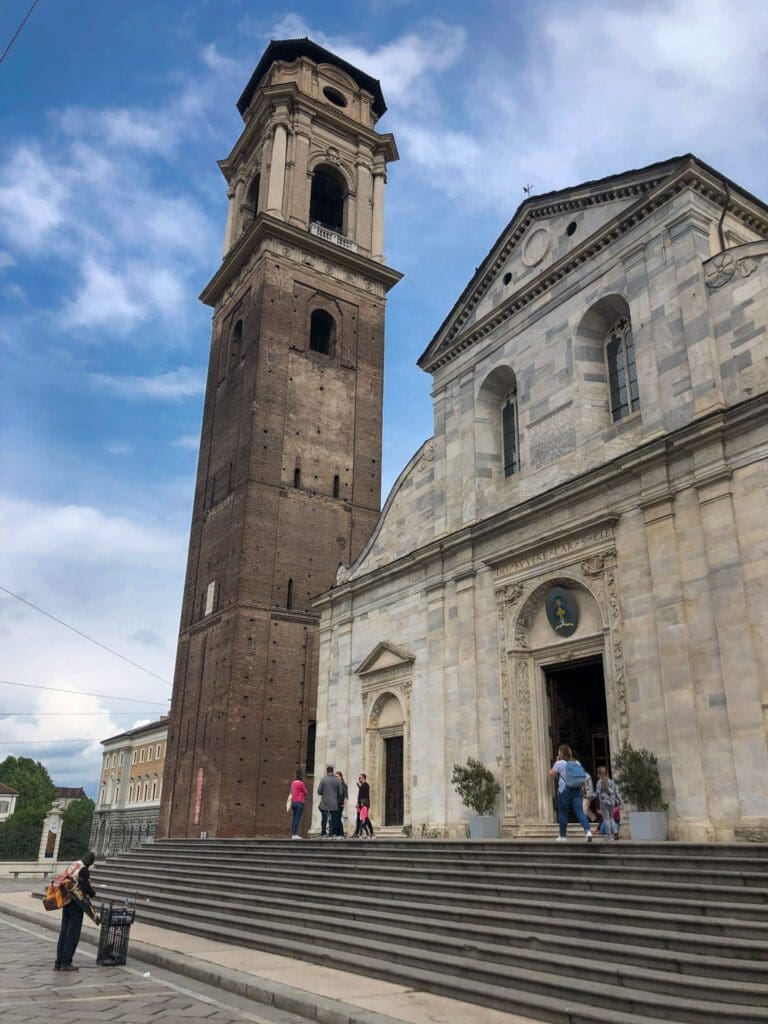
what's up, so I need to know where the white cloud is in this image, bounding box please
[387,0,768,208]
[0,146,69,250]
[0,251,14,271]
[0,496,183,564]
[88,366,204,400]
[172,434,200,450]
[104,441,133,456]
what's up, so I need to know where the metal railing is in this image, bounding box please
[0,822,41,860]
[92,819,157,859]
[309,222,357,252]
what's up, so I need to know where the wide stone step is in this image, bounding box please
[97,855,768,919]
[93,890,768,1024]
[95,863,768,942]
[93,873,768,985]
[110,845,768,887]
[148,838,768,859]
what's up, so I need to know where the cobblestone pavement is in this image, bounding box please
[1,916,310,1024]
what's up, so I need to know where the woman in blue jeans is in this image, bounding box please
[549,744,592,843]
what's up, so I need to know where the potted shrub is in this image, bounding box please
[451,758,501,839]
[613,741,669,841]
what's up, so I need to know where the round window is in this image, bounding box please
[566,221,577,236]
[323,86,348,108]
[503,272,512,286]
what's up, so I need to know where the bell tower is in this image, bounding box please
[158,39,400,837]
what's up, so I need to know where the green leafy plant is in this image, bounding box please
[451,757,501,816]
[613,742,668,812]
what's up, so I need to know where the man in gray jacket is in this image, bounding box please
[317,765,343,838]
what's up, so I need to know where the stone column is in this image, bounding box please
[266,121,288,217]
[666,202,726,418]
[222,183,237,256]
[424,581,448,832]
[289,123,312,226]
[355,158,373,253]
[455,571,479,763]
[695,458,768,834]
[642,494,710,835]
[371,168,385,261]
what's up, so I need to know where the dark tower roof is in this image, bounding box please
[237,37,387,117]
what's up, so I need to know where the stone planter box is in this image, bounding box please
[468,815,500,839]
[628,810,668,841]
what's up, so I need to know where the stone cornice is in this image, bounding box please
[314,391,768,608]
[420,158,768,375]
[200,213,402,307]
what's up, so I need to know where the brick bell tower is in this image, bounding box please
[158,39,400,837]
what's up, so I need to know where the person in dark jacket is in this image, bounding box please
[317,766,343,838]
[54,852,96,971]
[353,773,375,838]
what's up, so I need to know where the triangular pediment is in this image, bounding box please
[356,641,415,676]
[418,154,767,374]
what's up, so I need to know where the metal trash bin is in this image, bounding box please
[96,900,135,966]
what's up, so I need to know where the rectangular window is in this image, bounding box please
[0,800,9,814]
[205,581,217,616]
[139,748,145,763]
[131,751,137,765]
[147,747,153,762]
[156,744,161,759]
[118,752,124,767]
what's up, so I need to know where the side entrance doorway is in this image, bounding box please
[384,735,404,826]
[546,657,610,818]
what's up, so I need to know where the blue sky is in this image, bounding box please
[1,0,767,797]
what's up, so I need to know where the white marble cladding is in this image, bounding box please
[315,165,768,842]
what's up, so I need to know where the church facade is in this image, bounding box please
[315,156,768,842]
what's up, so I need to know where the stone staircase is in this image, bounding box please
[92,838,768,1024]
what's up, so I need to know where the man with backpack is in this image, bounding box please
[549,744,593,843]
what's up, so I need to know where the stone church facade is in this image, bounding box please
[158,39,400,838]
[315,156,768,842]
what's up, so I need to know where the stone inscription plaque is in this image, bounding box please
[529,404,576,469]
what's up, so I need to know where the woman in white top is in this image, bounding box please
[548,743,593,843]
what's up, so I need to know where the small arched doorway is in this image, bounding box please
[369,692,406,827]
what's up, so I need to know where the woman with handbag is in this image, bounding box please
[288,771,308,838]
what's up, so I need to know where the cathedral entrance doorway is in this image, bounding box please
[384,734,404,826]
[545,656,610,788]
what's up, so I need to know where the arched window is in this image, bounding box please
[128,784,133,803]
[309,309,335,355]
[502,389,519,477]
[475,365,520,481]
[151,778,157,801]
[333,474,340,498]
[606,316,640,421]
[243,174,260,226]
[309,165,345,233]
[286,578,294,610]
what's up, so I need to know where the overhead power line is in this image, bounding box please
[0,712,133,717]
[0,679,168,706]
[0,738,111,745]
[0,0,41,67]
[0,585,172,686]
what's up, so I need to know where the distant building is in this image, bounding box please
[0,783,18,821]
[90,717,168,856]
[54,786,87,811]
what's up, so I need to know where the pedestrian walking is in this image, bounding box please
[317,765,343,838]
[353,773,375,837]
[595,766,621,842]
[583,770,596,822]
[52,852,96,971]
[289,770,308,838]
[549,744,593,843]
[335,771,349,836]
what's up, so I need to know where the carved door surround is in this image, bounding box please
[492,530,628,835]
[357,642,414,831]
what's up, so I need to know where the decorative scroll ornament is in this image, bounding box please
[705,251,758,289]
[415,442,435,473]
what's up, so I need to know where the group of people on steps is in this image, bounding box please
[288,767,375,839]
[550,743,621,842]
